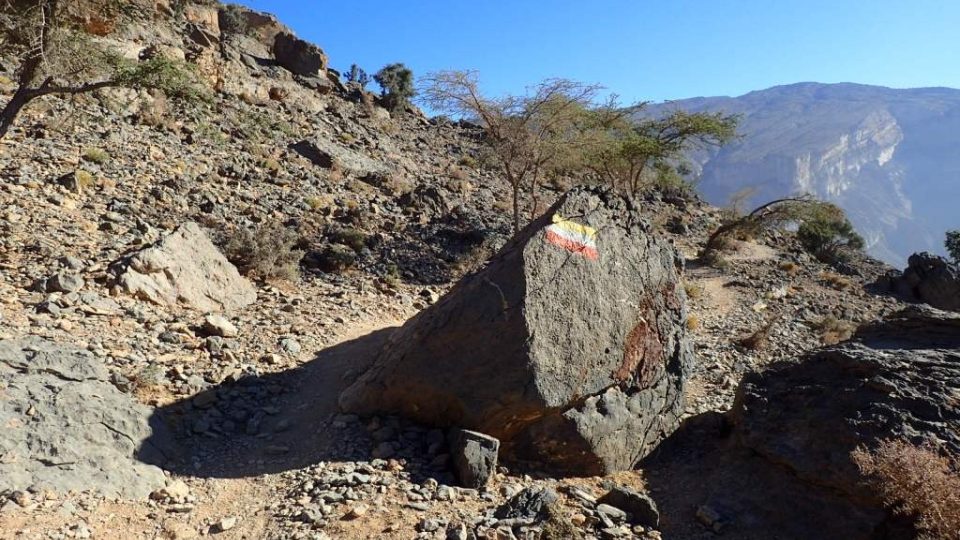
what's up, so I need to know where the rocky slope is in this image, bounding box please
[0,2,946,540]
[647,82,960,266]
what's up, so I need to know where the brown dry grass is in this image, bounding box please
[813,316,858,345]
[852,439,960,539]
[737,316,779,351]
[820,271,852,290]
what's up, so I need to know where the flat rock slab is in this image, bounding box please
[732,305,960,500]
[0,339,167,499]
[116,222,256,312]
[340,187,694,475]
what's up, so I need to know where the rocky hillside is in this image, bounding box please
[647,82,960,266]
[0,3,955,540]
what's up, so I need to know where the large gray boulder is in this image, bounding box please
[0,339,167,498]
[887,252,960,311]
[339,187,693,475]
[731,305,960,500]
[116,222,256,312]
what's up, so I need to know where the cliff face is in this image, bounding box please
[649,83,960,266]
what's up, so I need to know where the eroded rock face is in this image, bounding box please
[273,32,328,77]
[887,252,960,312]
[339,187,693,475]
[116,222,256,312]
[0,339,167,498]
[731,305,960,500]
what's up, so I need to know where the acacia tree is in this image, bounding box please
[703,196,864,264]
[0,0,204,140]
[420,70,601,232]
[702,196,813,257]
[585,104,739,195]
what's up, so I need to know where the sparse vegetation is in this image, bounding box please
[737,317,779,351]
[796,202,865,264]
[852,439,960,539]
[813,316,857,344]
[819,271,852,290]
[374,63,415,112]
[82,147,109,164]
[0,0,207,139]
[684,281,704,300]
[584,103,739,196]
[344,64,370,88]
[778,261,800,275]
[420,70,602,232]
[327,227,368,253]
[218,4,249,35]
[946,230,960,263]
[703,196,812,257]
[222,222,303,282]
[686,314,701,331]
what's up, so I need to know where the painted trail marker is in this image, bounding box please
[544,214,598,260]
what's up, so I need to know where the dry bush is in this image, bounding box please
[779,261,800,275]
[852,439,960,539]
[813,316,857,345]
[820,271,852,290]
[684,281,704,300]
[737,317,779,351]
[82,147,109,164]
[222,222,303,282]
[454,243,494,275]
[540,503,584,540]
[686,314,701,331]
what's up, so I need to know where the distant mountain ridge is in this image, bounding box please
[647,82,960,265]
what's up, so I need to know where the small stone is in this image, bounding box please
[280,337,301,354]
[418,518,442,532]
[448,428,499,489]
[203,314,238,337]
[597,503,627,523]
[151,480,191,503]
[47,272,84,293]
[695,504,730,533]
[598,485,660,527]
[344,504,368,519]
[214,516,238,532]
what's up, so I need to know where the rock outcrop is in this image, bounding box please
[882,252,960,312]
[731,305,960,501]
[115,222,256,312]
[339,187,693,475]
[0,339,168,498]
[273,32,328,77]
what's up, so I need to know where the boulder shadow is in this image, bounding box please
[138,327,399,479]
[640,412,910,540]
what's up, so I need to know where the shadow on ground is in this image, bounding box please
[640,412,911,540]
[138,327,397,479]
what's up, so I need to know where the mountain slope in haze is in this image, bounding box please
[649,82,960,266]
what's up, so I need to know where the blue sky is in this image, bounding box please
[237,1,960,103]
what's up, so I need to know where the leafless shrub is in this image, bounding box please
[222,222,303,281]
[852,439,960,539]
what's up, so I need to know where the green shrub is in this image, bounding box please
[219,4,249,35]
[946,230,960,263]
[796,203,864,263]
[82,147,110,164]
[327,227,368,253]
[373,63,415,112]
